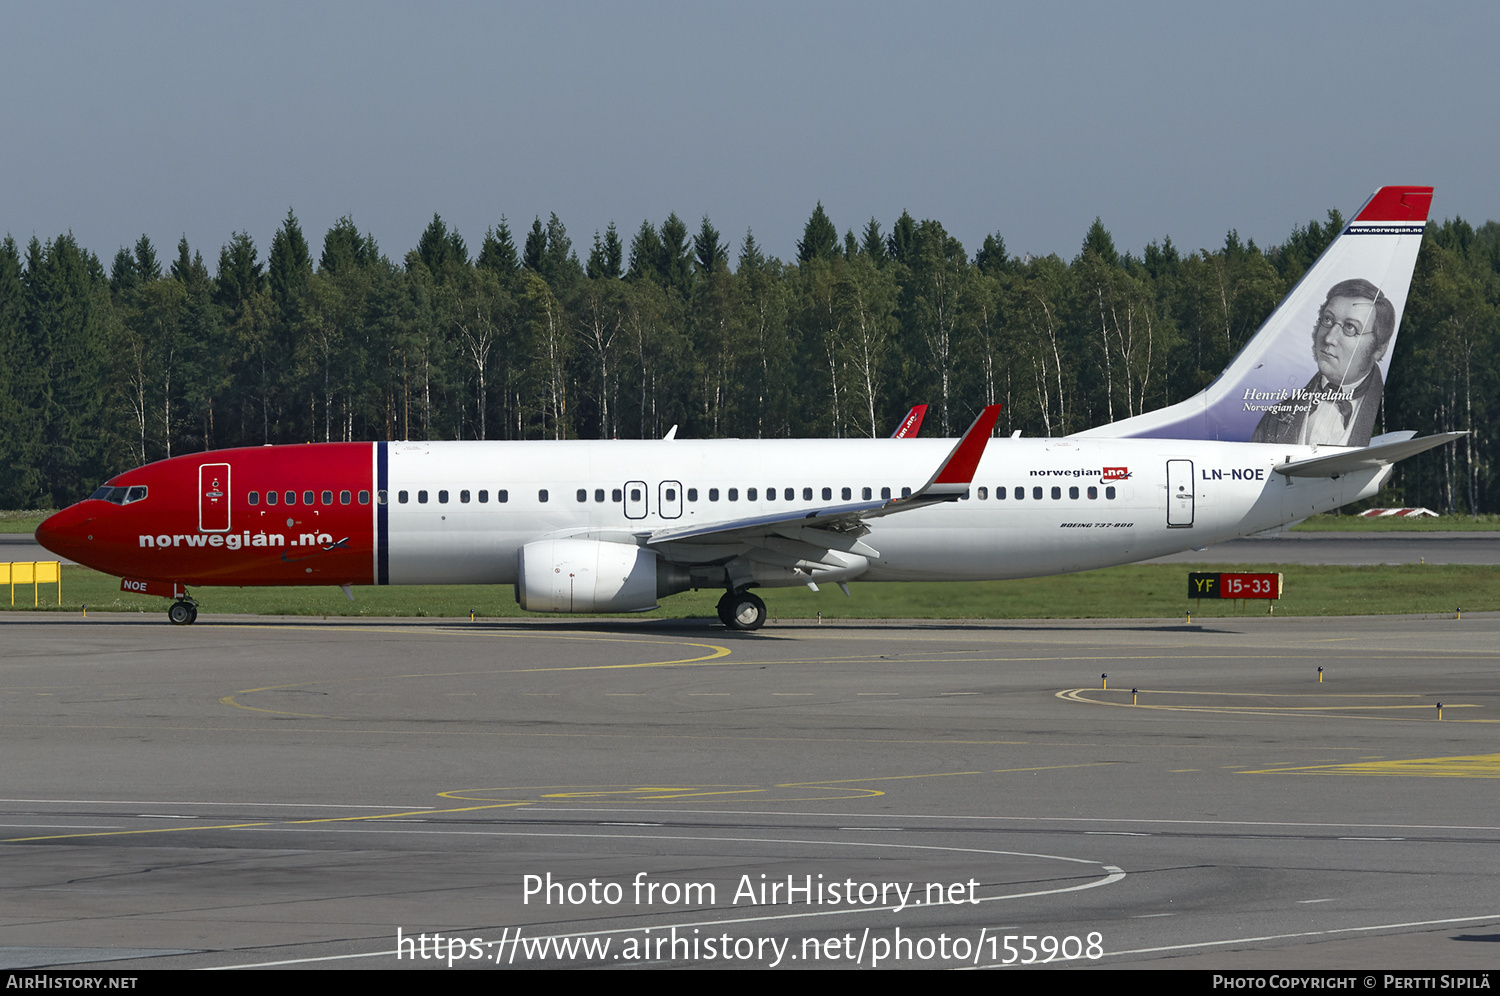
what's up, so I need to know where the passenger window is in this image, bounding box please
[361,490,373,504]
[901,487,912,498]
[841,487,850,500]
[665,488,677,502]
[805,487,814,501]
[594,489,605,502]
[418,491,428,503]
[996,487,1006,500]
[459,490,470,503]
[304,491,315,505]
[687,488,697,501]
[881,487,891,499]
[630,487,641,501]
[728,488,738,501]
[977,487,987,500]
[1069,486,1079,499]
[862,487,872,500]
[1106,486,1116,500]
[748,488,758,501]
[765,488,775,502]
[576,489,587,503]
[498,490,508,503]
[1016,487,1025,500]
[478,490,488,503]
[285,491,296,505]
[341,490,352,504]
[398,491,408,504]
[786,488,796,501]
[266,490,278,505]
[961,489,970,500]
[709,488,719,501]
[438,490,449,503]
[1087,486,1097,500]
[248,491,259,505]
[612,488,622,502]
[538,489,549,502]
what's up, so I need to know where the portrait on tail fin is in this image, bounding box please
[1249,277,1394,447]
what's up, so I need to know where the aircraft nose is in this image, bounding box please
[35,506,94,564]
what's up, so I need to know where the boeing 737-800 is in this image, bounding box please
[36,186,1457,629]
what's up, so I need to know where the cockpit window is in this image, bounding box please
[90,485,148,505]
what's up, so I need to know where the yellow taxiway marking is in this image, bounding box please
[3,800,534,843]
[1057,688,1493,722]
[218,634,732,718]
[1245,753,1500,779]
[440,763,1118,806]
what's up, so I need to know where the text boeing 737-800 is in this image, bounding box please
[36,186,1459,629]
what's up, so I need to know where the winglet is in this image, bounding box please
[917,405,1002,497]
[890,404,928,438]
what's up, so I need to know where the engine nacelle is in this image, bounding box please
[516,539,675,613]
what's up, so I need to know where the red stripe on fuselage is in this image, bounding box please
[37,443,376,586]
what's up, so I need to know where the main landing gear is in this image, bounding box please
[716,589,766,631]
[167,598,199,626]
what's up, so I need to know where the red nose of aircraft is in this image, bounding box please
[35,504,95,566]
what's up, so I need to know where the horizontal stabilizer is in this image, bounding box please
[1274,432,1465,478]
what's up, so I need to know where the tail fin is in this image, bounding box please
[1075,186,1432,445]
[890,404,928,438]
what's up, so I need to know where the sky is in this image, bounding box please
[4,1,1498,271]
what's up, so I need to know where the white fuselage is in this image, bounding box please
[383,436,1383,587]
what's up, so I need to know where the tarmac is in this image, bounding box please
[3,611,1498,969]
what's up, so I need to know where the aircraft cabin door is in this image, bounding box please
[623,481,648,519]
[658,480,683,519]
[1166,459,1194,528]
[200,462,232,532]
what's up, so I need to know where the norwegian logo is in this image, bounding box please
[1101,467,1131,482]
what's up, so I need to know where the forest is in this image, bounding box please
[1,202,1495,512]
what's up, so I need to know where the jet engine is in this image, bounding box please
[515,538,688,613]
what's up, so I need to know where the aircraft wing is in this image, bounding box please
[645,405,1001,548]
[1274,432,1465,478]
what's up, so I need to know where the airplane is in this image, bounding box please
[36,186,1460,630]
[890,404,927,438]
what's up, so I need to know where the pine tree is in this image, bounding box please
[693,215,727,276]
[477,218,520,279]
[628,220,663,283]
[523,217,546,273]
[268,209,312,315]
[320,216,378,273]
[796,202,838,263]
[134,235,162,281]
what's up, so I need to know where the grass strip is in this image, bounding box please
[3,563,1494,621]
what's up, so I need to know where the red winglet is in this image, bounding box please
[1354,186,1434,223]
[930,405,1003,488]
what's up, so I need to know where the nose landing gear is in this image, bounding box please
[716,589,766,631]
[167,598,199,625]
